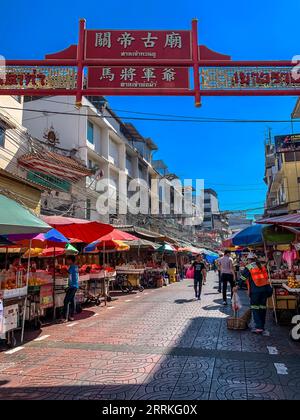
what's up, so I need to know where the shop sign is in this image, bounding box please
[0,66,77,90]
[40,284,53,309]
[275,133,300,152]
[27,171,71,192]
[87,66,190,90]
[201,67,300,90]
[85,30,192,61]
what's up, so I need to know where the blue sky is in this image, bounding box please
[1,0,300,216]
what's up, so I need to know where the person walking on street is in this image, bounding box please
[216,253,223,293]
[191,254,207,301]
[240,253,273,336]
[63,255,79,322]
[219,250,236,305]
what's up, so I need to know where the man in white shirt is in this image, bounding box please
[218,250,236,305]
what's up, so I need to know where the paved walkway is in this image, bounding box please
[0,272,300,400]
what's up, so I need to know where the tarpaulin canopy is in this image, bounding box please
[123,238,160,250]
[257,214,300,227]
[0,194,51,235]
[42,215,113,243]
[263,225,295,244]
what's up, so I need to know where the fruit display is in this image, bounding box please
[287,275,300,289]
[0,268,26,290]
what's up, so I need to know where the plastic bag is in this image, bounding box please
[186,267,194,279]
[232,292,242,313]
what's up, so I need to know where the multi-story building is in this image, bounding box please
[0,95,48,213]
[22,96,162,223]
[202,189,220,230]
[292,98,300,118]
[228,211,253,232]
[264,131,300,215]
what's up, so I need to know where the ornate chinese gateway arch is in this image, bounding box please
[1,19,300,106]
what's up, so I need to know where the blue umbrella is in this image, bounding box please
[42,228,69,243]
[232,224,267,246]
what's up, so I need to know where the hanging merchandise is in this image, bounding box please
[0,295,3,334]
[283,246,297,270]
[273,250,283,270]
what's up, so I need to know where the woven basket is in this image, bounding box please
[227,309,251,330]
[227,317,248,330]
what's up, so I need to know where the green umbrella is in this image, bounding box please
[157,243,176,253]
[0,194,51,235]
[65,243,79,255]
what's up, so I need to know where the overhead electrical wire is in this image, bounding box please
[2,104,300,124]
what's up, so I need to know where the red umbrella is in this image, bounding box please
[222,232,239,248]
[98,229,138,242]
[42,216,113,243]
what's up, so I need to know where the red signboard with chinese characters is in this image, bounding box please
[2,18,300,107]
[87,66,190,90]
[85,30,192,62]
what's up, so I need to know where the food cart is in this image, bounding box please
[115,266,145,291]
[87,270,116,305]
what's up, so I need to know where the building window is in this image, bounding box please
[87,121,94,144]
[88,159,93,169]
[0,126,5,147]
[86,199,91,220]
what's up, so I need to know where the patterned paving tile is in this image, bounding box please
[1,273,300,400]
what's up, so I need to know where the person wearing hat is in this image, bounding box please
[240,253,273,336]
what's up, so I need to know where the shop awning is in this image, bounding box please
[18,149,92,182]
[257,214,300,227]
[42,215,113,243]
[0,194,51,235]
[114,225,165,241]
[124,238,160,250]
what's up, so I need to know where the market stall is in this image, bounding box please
[256,217,300,325]
[232,223,300,324]
[0,194,51,346]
